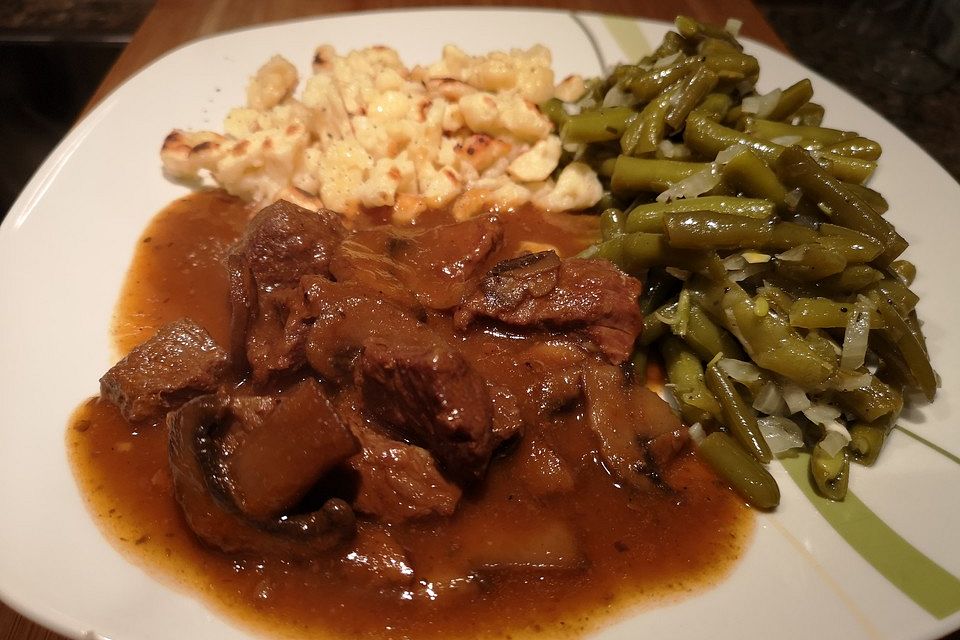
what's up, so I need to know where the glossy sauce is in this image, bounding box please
[68,191,752,640]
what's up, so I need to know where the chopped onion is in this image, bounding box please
[781,382,811,413]
[742,251,771,264]
[654,51,683,68]
[664,266,690,281]
[735,79,756,96]
[723,308,750,351]
[741,89,782,118]
[661,384,682,415]
[723,253,747,270]
[719,358,762,383]
[840,295,874,371]
[657,140,691,160]
[758,416,804,455]
[602,84,632,108]
[688,422,706,445]
[656,166,720,202]
[784,187,803,209]
[725,17,743,37]
[771,134,803,146]
[819,421,851,457]
[832,371,873,391]
[715,143,749,165]
[729,262,768,282]
[802,403,842,425]
[753,381,788,416]
[776,246,808,262]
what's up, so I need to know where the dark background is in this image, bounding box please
[1,0,958,220]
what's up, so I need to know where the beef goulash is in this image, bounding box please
[69,192,749,640]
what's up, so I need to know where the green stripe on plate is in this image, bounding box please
[781,454,960,619]
[895,425,960,466]
[600,15,652,64]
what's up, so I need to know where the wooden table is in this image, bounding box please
[1,1,784,638]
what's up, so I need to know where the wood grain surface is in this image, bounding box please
[2,1,784,639]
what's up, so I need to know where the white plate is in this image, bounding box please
[1,8,959,640]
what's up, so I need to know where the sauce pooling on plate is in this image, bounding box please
[68,190,751,640]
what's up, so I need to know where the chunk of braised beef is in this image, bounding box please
[301,277,429,382]
[330,215,503,311]
[244,285,314,383]
[100,318,229,422]
[167,393,356,558]
[391,215,504,309]
[228,201,345,375]
[359,337,496,482]
[347,425,462,524]
[226,379,359,520]
[234,200,345,291]
[454,252,644,365]
[583,363,686,493]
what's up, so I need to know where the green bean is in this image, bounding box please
[625,56,701,102]
[811,444,849,501]
[638,269,681,315]
[664,211,773,250]
[676,15,743,48]
[804,329,841,366]
[660,336,722,424]
[705,361,772,462]
[640,30,687,65]
[685,111,782,163]
[817,224,884,263]
[833,376,904,422]
[719,147,789,207]
[610,156,711,194]
[600,208,625,241]
[775,244,847,281]
[743,118,854,144]
[683,304,747,362]
[593,232,713,274]
[704,53,759,83]
[775,145,906,265]
[639,300,675,346]
[873,278,919,314]
[889,260,916,286]
[625,196,774,233]
[595,156,618,178]
[869,292,937,400]
[697,37,742,56]
[540,98,569,130]
[560,107,638,144]
[818,264,884,294]
[789,297,884,329]
[765,222,820,250]
[698,432,779,509]
[843,182,889,214]
[825,136,882,161]
[849,415,896,466]
[692,92,733,121]
[790,102,824,126]
[817,152,877,184]
[756,281,796,314]
[688,276,837,387]
[665,65,719,131]
[621,85,676,156]
[766,79,814,121]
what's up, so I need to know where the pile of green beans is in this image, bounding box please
[549,16,937,508]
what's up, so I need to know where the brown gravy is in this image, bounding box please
[67,191,751,640]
